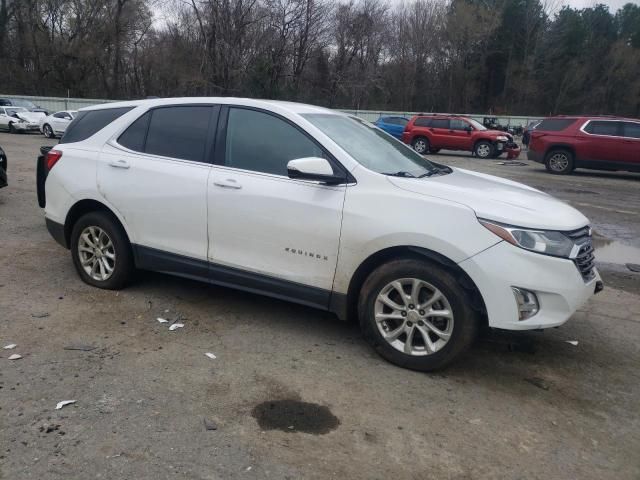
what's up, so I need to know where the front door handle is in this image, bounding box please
[109,159,130,169]
[213,178,242,189]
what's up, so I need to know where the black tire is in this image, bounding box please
[70,211,133,290]
[358,258,480,371]
[474,140,494,159]
[9,123,17,134]
[544,149,574,175]
[429,148,441,154]
[43,124,54,138]
[412,136,430,155]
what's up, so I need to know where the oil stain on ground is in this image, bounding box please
[252,400,340,434]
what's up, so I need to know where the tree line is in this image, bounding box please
[1,0,639,117]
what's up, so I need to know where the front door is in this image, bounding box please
[620,121,640,167]
[207,107,346,307]
[98,105,217,264]
[448,119,473,150]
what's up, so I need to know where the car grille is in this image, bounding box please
[566,226,595,281]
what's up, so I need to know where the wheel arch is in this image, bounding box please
[342,245,487,324]
[544,143,576,159]
[63,199,132,249]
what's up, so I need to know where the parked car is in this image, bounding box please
[38,98,602,371]
[0,106,46,133]
[522,120,541,146]
[0,98,49,115]
[402,115,521,159]
[0,145,7,189]
[528,116,640,174]
[373,115,409,139]
[483,117,504,131]
[40,110,78,138]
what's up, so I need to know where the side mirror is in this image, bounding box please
[465,125,473,132]
[287,157,346,185]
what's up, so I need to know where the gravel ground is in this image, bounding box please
[1,132,639,479]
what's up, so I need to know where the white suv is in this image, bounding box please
[38,98,602,370]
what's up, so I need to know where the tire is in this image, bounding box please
[43,124,54,138]
[9,123,17,134]
[412,137,430,155]
[544,149,574,175]
[474,140,494,159]
[70,211,133,290]
[429,148,441,154]
[358,258,480,371]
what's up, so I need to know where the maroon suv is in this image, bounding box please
[528,116,640,174]
[401,115,521,159]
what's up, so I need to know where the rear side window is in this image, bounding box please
[584,121,620,136]
[536,118,577,132]
[145,106,213,162]
[431,119,449,129]
[118,112,151,152]
[414,118,432,127]
[60,107,133,144]
[622,122,640,139]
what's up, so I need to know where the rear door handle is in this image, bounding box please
[213,178,242,189]
[109,159,130,169]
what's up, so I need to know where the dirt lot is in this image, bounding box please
[1,132,639,480]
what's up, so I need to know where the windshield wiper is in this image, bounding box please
[382,171,416,178]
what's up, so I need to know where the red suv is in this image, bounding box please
[528,116,640,174]
[401,115,521,159]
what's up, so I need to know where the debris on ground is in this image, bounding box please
[565,340,579,346]
[31,312,50,318]
[524,377,550,391]
[205,352,217,359]
[64,345,97,351]
[203,418,218,431]
[3,343,16,349]
[627,263,640,273]
[8,353,22,360]
[157,317,168,323]
[55,400,77,410]
[495,161,527,166]
[168,323,184,331]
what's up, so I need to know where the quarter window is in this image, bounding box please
[60,107,133,144]
[585,121,620,136]
[224,108,324,176]
[622,122,640,139]
[118,112,151,152]
[145,106,212,162]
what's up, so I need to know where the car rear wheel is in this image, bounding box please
[43,124,54,138]
[545,149,574,175]
[70,211,133,290]
[474,141,493,159]
[412,137,430,155]
[358,258,479,371]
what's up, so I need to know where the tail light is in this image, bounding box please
[45,149,63,170]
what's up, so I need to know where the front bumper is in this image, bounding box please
[504,142,521,160]
[13,122,41,132]
[459,241,601,330]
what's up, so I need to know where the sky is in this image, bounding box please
[564,0,638,10]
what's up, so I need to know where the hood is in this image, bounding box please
[388,167,589,231]
[16,111,45,122]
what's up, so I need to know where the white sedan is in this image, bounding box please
[0,107,45,133]
[40,110,77,138]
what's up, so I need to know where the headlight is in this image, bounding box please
[479,219,575,257]
[496,135,508,141]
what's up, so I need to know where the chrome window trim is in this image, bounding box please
[579,119,623,139]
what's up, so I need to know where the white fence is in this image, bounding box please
[1,94,543,127]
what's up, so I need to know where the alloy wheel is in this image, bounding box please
[413,139,427,154]
[77,226,116,281]
[374,278,454,356]
[476,143,491,158]
[548,152,569,172]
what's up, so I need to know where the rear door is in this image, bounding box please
[207,106,346,305]
[98,105,217,264]
[577,120,622,164]
[620,121,640,167]
[428,118,451,148]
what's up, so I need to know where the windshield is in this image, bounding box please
[467,118,487,131]
[303,114,440,177]
[6,107,28,115]
[12,99,36,108]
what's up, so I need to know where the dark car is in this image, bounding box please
[373,115,409,139]
[0,145,7,188]
[528,116,640,174]
[0,98,49,115]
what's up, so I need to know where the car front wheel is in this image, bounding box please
[43,124,54,138]
[358,258,479,371]
[474,141,493,159]
[70,211,133,290]
[545,149,574,175]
